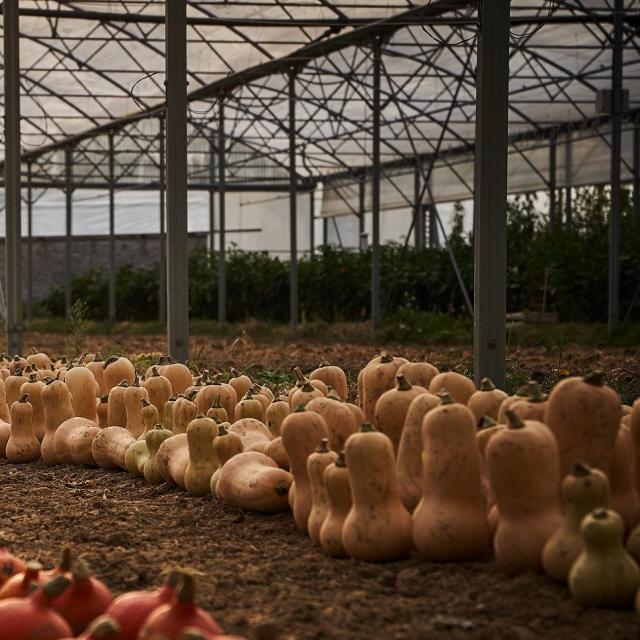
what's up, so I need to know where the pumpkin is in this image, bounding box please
[373,374,426,452]
[184,416,219,497]
[19,374,46,441]
[428,371,476,405]
[413,394,490,560]
[319,452,352,558]
[107,381,128,428]
[466,378,508,425]
[396,361,439,390]
[342,424,413,562]
[228,368,252,402]
[6,394,40,463]
[542,463,610,583]
[309,363,348,402]
[54,417,100,466]
[360,353,406,423]
[215,451,292,513]
[228,418,272,454]
[306,439,338,545]
[124,380,149,439]
[92,427,135,471]
[41,379,74,466]
[569,509,640,608]
[265,398,290,437]
[143,367,172,424]
[396,392,440,511]
[281,407,329,531]
[486,410,562,574]
[544,370,621,478]
[102,356,135,391]
[144,425,174,485]
[305,396,356,452]
[157,434,189,488]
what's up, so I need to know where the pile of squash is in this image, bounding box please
[4,349,640,612]
[0,544,244,640]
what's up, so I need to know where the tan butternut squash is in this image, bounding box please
[305,396,356,451]
[569,509,640,608]
[361,353,407,423]
[319,452,352,558]
[54,417,100,466]
[206,395,228,423]
[5,368,27,408]
[250,387,271,413]
[216,451,292,512]
[396,361,439,390]
[213,422,243,465]
[496,383,532,424]
[509,383,548,421]
[373,374,426,452]
[229,418,272,453]
[163,394,177,431]
[143,367,172,423]
[264,398,290,437]
[85,354,107,396]
[544,370,621,478]
[466,378,508,425]
[309,363,348,401]
[97,395,108,429]
[345,402,364,428]
[26,347,52,371]
[629,398,640,493]
[342,424,413,562]
[40,379,74,465]
[255,384,275,403]
[0,378,10,424]
[8,356,27,374]
[92,426,135,470]
[172,392,198,434]
[264,436,289,470]
[196,381,237,423]
[65,366,99,423]
[0,421,9,459]
[144,424,174,485]
[158,361,193,394]
[307,439,338,545]
[184,416,219,497]
[413,395,490,560]
[234,391,265,422]
[610,426,640,533]
[6,394,40,463]
[487,410,562,574]
[428,371,476,405]
[543,463,610,583]
[107,381,128,428]
[396,392,441,512]
[19,373,46,442]
[102,356,135,391]
[281,407,329,531]
[157,433,189,488]
[124,439,149,477]
[140,398,160,439]
[229,368,252,401]
[124,379,149,439]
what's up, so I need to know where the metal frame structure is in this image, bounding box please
[1,1,639,383]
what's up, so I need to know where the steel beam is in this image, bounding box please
[108,131,116,324]
[27,164,33,325]
[289,70,299,327]
[414,163,425,249]
[158,117,167,325]
[218,96,227,325]
[65,148,73,316]
[165,0,189,361]
[635,124,640,224]
[473,0,510,388]
[609,0,623,336]
[4,0,22,354]
[549,133,557,233]
[359,174,366,251]
[565,133,573,231]
[371,37,382,329]
[310,189,315,256]
[209,132,216,253]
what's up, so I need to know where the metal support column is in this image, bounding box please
[165,0,189,361]
[323,217,328,246]
[108,132,116,324]
[289,69,299,327]
[218,96,227,325]
[371,37,382,329]
[634,124,640,224]
[428,205,439,249]
[27,164,33,325]
[358,174,366,251]
[565,134,573,231]
[473,0,510,388]
[65,148,73,317]
[310,189,315,256]
[4,0,22,354]
[158,117,166,325]
[609,0,623,336]
[209,131,216,253]
[549,133,557,233]
[414,164,425,249]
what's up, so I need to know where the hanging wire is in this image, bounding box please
[130,71,160,112]
[21,90,49,148]
[509,0,558,39]
[420,0,478,46]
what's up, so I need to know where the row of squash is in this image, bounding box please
[2,350,640,611]
[0,545,243,640]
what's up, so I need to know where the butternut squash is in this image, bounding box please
[309,363,348,401]
[157,434,189,488]
[542,463,610,583]
[124,379,149,439]
[5,368,27,408]
[342,424,413,562]
[544,370,621,478]
[281,407,329,531]
[0,421,9,459]
[163,394,177,432]
[373,374,426,452]
[54,417,100,466]
[305,396,356,451]
[215,451,292,512]
[196,381,236,423]
[228,418,272,453]
[265,436,289,470]
[319,452,352,558]
[65,366,98,423]
[144,424,174,485]
[361,353,407,423]
[26,347,52,371]
[107,381,128,428]
[184,416,219,497]
[18,373,45,441]
[250,387,271,413]
[233,392,264,423]
[265,398,290,437]
[345,402,364,428]
[509,383,547,421]
[6,394,40,463]
[629,398,640,493]
[92,427,135,470]
[140,399,160,439]
[428,371,476,405]
[102,356,135,391]
[85,354,107,396]
[0,378,10,424]
[124,440,149,477]
[143,367,172,423]
[206,396,228,423]
[229,368,252,401]
[496,383,532,424]
[487,410,562,574]
[307,439,338,545]
[610,426,640,533]
[8,356,27,374]
[466,378,508,425]
[213,422,243,465]
[172,392,198,434]
[413,395,490,560]
[569,509,640,608]
[158,361,193,394]
[41,379,74,465]
[96,395,109,429]
[396,361,439,390]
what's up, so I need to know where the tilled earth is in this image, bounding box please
[2,460,640,640]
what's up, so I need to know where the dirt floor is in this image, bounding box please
[1,460,639,640]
